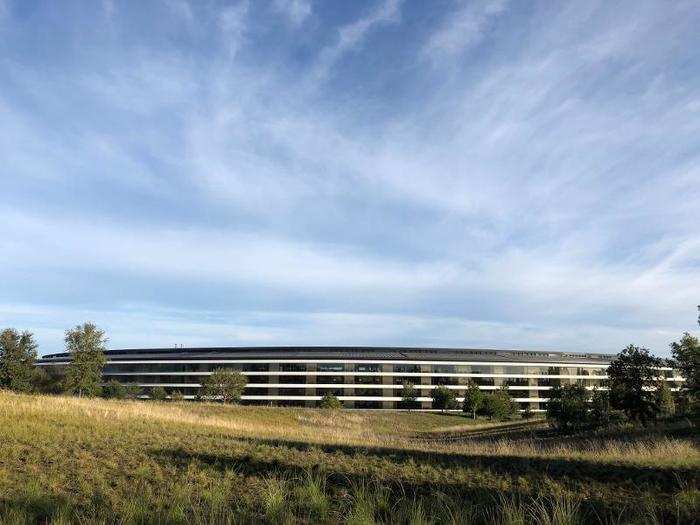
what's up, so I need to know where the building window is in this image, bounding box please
[318,363,344,372]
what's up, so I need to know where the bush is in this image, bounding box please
[431,385,457,412]
[150,386,167,401]
[547,384,590,431]
[481,385,517,420]
[399,382,420,410]
[170,390,185,402]
[590,388,611,426]
[201,368,247,403]
[125,384,142,400]
[319,393,342,409]
[103,379,127,400]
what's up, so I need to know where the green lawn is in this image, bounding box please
[0,391,697,524]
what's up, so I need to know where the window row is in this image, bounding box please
[102,362,612,375]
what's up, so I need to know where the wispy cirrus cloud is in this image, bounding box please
[423,0,508,62]
[273,0,312,27]
[309,0,402,82]
[0,0,698,355]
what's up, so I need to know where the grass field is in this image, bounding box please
[0,391,698,524]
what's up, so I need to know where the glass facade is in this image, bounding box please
[37,349,678,411]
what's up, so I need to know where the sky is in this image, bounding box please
[1,0,699,357]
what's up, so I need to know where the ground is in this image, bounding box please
[0,391,698,524]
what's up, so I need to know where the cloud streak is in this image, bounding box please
[0,0,698,356]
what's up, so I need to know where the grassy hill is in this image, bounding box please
[0,391,698,524]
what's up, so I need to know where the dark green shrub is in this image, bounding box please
[547,384,590,431]
[103,379,126,400]
[431,385,457,412]
[319,393,342,409]
[150,386,167,401]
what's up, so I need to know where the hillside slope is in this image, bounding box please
[0,391,697,524]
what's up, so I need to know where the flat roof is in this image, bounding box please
[39,346,614,364]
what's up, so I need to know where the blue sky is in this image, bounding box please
[1,0,698,356]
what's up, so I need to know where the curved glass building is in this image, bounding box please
[36,346,681,410]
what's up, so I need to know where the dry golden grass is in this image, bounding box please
[1,390,698,524]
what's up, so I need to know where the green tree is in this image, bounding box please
[103,379,126,399]
[150,386,167,401]
[607,345,663,425]
[590,387,611,426]
[462,381,484,419]
[125,384,142,400]
[547,384,590,431]
[0,329,38,393]
[31,366,64,394]
[201,368,247,403]
[399,381,419,410]
[488,384,517,421]
[655,379,675,417]
[63,323,107,397]
[670,332,699,400]
[431,385,457,412]
[319,392,342,409]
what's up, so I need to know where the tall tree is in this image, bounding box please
[607,345,663,424]
[0,328,38,393]
[670,332,699,400]
[462,381,484,419]
[546,384,590,431]
[201,368,247,403]
[399,381,419,410]
[63,323,107,397]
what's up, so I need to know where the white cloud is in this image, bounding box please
[219,1,249,59]
[273,0,312,26]
[310,0,402,82]
[423,0,508,61]
[1,1,698,356]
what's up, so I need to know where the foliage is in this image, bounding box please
[319,393,342,409]
[125,384,142,399]
[399,382,419,410]
[462,380,484,419]
[670,332,699,402]
[481,385,517,420]
[655,379,676,417]
[590,388,612,426]
[201,368,247,403]
[608,345,665,424]
[103,379,127,400]
[170,390,185,402]
[547,384,590,431]
[62,322,107,397]
[30,366,64,395]
[431,384,457,412]
[150,386,167,401]
[521,405,535,419]
[0,328,38,393]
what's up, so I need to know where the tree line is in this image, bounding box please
[397,315,699,425]
[1,315,698,421]
[0,322,247,403]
